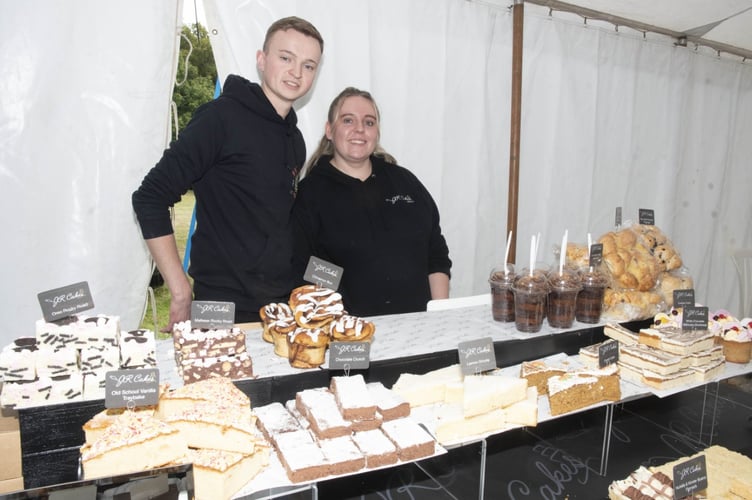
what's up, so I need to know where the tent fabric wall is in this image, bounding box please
[0,1,182,346]
[204,0,751,314]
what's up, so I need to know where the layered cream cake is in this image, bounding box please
[604,323,639,346]
[640,367,696,390]
[640,326,714,355]
[617,343,688,375]
[608,465,673,499]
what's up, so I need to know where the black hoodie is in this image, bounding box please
[132,75,304,319]
[292,155,452,316]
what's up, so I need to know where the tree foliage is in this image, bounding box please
[173,23,217,139]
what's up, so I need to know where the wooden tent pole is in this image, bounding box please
[506,0,524,264]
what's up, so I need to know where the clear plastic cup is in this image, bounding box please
[489,264,516,322]
[575,267,609,324]
[546,269,582,328]
[512,273,549,333]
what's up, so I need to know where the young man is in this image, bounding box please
[132,17,324,327]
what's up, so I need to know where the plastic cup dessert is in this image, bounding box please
[512,273,549,333]
[546,269,582,329]
[575,267,609,324]
[489,264,516,322]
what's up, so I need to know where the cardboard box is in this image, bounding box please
[0,476,24,494]
[0,408,22,481]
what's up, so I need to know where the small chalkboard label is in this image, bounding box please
[191,300,235,328]
[37,281,94,322]
[672,455,708,498]
[638,208,655,225]
[682,306,709,331]
[105,368,160,408]
[589,243,604,267]
[458,337,497,375]
[615,207,622,228]
[329,341,370,370]
[599,340,619,368]
[304,256,344,290]
[673,289,695,309]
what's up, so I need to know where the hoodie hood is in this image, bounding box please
[221,74,298,127]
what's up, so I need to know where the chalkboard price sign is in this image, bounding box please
[105,368,160,408]
[682,306,709,331]
[673,455,708,498]
[191,300,235,328]
[599,340,619,368]
[304,256,344,290]
[457,337,496,375]
[37,281,94,322]
[638,208,655,225]
[329,341,370,370]
[673,289,695,309]
[589,243,604,267]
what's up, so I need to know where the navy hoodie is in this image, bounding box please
[132,75,304,318]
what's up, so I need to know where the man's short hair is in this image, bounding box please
[263,16,324,54]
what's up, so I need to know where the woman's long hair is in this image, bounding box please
[301,87,396,178]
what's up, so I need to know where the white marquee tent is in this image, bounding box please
[1,0,750,346]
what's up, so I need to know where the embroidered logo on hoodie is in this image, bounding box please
[385,195,415,205]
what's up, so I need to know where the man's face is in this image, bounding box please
[257,29,321,115]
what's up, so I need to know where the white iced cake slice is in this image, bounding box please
[80,412,188,479]
[0,339,38,382]
[463,374,527,417]
[503,386,539,426]
[119,329,157,368]
[391,364,464,407]
[434,403,507,444]
[35,346,79,378]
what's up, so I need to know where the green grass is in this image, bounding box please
[139,190,195,335]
